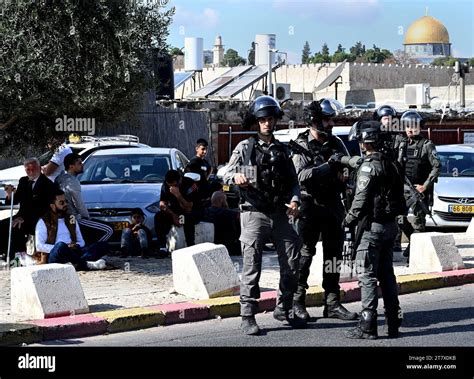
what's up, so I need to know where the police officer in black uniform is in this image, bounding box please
[344,121,405,339]
[291,99,358,321]
[394,111,440,258]
[223,96,306,335]
[373,105,404,252]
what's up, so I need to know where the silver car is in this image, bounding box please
[80,147,190,241]
[427,144,474,228]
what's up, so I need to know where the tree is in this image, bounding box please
[350,41,366,57]
[170,47,184,56]
[248,42,256,65]
[384,49,420,65]
[0,0,174,157]
[336,44,344,54]
[302,41,311,64]
[469,58,474,66]
[222,49,245,67]
[309,53,331,64]
[361,45,393,63]
[431,56,457,66]
[321,43,330,56]
[332,52,356,63]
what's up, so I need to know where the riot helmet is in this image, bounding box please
[350,120,382,144]
[250,95,284,119]
[373,105,397,121]
[304,98,338,137]
[242,95,283,130]
[400,110,424,136]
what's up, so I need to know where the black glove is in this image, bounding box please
[328,153,345,166]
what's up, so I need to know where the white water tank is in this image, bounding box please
[255,34,276,66]
[184,37,204,71]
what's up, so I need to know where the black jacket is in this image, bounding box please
[6,174,56,233]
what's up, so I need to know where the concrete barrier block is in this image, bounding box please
[11,264,89,321]
[409,233,465,274]
[466,218,474,237]
[167,222,215,252]
[172,243,240,299]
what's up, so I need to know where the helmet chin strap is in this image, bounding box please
[311,122,331,137]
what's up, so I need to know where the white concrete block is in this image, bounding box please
[11,263,89,321]
[409,232,465,274]
[466,218,474,237]
[167,222,215,252]
[308,242,357,286]
[172,243,240,299]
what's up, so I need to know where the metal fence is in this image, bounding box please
[98,107,213,165]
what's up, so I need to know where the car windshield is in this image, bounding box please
[438,151,474,177]
[80,154,171,184]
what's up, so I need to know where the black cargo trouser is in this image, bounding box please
[294,198,345,307]
[239,210,301,316]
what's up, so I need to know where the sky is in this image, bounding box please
[165,0,474,64]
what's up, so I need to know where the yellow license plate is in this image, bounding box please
[222,184,230,192]
[112,221,129,231]
[448,204,474,214]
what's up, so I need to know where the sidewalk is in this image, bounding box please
[1,233,473,345]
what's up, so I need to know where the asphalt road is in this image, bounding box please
[36,284,474,347]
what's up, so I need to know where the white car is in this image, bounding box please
[427,144,474,228]
[79,147,190,242]
[0,135,149,204]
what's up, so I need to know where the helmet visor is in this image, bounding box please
[348,122,359,142]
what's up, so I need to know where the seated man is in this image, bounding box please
[203,191,241,256]
[55,153,113,245]
[0,157,56,260]
[35,189,108,270]
[120,208,152,258]
[154,169,204,255]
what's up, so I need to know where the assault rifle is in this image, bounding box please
[404,176,438,226]
[288,139,314,160]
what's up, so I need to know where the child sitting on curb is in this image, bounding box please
[120,208,152,258]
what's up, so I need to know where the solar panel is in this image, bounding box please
[187,66,253,98]
[174,72,194,89]
[209,64,277,99]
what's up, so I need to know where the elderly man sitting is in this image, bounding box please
[0,157,56,261]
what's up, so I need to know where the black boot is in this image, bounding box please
[293,301,310,321]
[384,310,403,338]
[324,303,359,320]
[240,316,260,335]
[345,309,378,339]
[273,306,308,329]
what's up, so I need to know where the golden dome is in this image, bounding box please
[404,16,450,44]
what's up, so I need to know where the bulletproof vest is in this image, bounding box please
[241,137,292,212]
[404,138,431,184]
[300,132,345,200]
[366,152,407,222]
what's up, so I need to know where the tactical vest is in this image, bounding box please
[297,131,345,200]
[405,138,431,184]
[241,137,293,212]
[366,153,407,222]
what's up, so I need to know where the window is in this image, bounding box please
[81,154,171,183]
